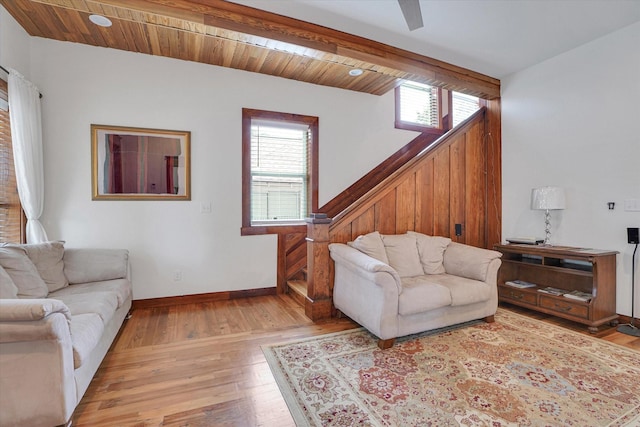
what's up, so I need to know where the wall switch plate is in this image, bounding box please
[200,202,212,214]
[624,199,640,212]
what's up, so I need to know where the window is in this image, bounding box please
[395,81,442,133]
[451,91,480,127]
[0,78,25,243]
[242,109,318,231]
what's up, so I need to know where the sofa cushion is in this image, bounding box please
[50,291,119,325]
[0,266,18,299]
[348,231,389,264]
[69,313,105,368]
[0,247,48,298]
[398,276,452,315]
[431,274,492,306]
[8,241,68,292]
[63,249,128,284]
[49,279,131,308]
[408,232,451,274]
[381,233,423,278]
[443,242,502,282]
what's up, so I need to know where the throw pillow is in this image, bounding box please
[11,241,69,292]
[348,231,389,264]
[0,247,49,298]
[408,231,451,274]
[0,265,19,299]
[381,233,424,277]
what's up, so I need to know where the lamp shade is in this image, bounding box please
[531,186,566,210]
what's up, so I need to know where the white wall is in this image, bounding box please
[502,22,640,317]
[1,7,417,299]
[0,6,31,77]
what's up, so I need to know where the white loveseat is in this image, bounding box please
[329,231,502,348]
[0,242,132,427]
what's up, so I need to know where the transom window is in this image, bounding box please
[395,81,442,132]
[242,109,318,231]
[395,81,481,132]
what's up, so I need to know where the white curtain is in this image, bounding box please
[8,68,48,243]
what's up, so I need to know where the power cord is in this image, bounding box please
[617,242,639,336]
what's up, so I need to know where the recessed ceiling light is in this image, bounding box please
[89,14,112,27]
[348,68,364,77]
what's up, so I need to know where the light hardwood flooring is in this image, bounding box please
[72,296,639,426]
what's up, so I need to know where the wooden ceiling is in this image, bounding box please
[1,0,500,99]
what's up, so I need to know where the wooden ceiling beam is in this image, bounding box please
[21,0,500,98]
[69,0,500,98]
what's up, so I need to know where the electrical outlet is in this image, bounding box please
[173,270,182,281]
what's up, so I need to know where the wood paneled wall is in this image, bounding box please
[328,108,495,248]
[301,108,501,319]
[298,107,502,319]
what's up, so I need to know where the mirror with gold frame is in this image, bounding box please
[91,124,191,200]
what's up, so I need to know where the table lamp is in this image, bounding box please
[531,186,565,245]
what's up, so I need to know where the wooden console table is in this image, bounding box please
[495,244,618,333]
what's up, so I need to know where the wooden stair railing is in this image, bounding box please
[294,105,502,320]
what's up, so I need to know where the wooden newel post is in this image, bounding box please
[305,213,333,321]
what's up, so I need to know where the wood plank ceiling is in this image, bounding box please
[1,0,500,99]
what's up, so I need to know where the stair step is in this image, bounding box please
[286,279,307,306]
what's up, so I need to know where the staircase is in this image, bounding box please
[283,106,502,319]
[286,268,308,306]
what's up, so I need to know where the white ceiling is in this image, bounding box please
[233,0,640,79]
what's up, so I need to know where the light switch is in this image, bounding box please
[624,199,640,212]
[200,202,212,214]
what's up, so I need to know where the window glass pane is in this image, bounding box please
[0,78,23,243]
[452,91,480,127]
[250,120,309,223]
[399,82,439,127]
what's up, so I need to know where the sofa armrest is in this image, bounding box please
[329,243,402,340]
[443,242,502,282]
[0,299,71,322]
[63,248,129,284]
[329,243,401,287]
[0,305,76,426]
[0,299,72,343]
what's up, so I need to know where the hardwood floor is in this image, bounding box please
[72,297,639,426]
[72,294,357,426]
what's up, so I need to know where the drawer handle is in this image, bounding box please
[554,303,573,312]
[509,292,523,299]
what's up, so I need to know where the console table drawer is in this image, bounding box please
[539,296,589,319]
[499,287,537,305]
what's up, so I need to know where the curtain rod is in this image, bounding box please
[0,65,44,98]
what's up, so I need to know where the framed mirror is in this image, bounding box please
[91,124,191,200]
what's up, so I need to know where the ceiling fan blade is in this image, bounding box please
[398,0,424,31]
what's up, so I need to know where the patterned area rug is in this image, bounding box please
[263,309,640,426]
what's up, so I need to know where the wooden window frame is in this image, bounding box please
[241,108,318,236]
[394,82,443,135]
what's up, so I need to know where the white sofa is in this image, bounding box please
[0,242,132,427]
[329,231,502,348]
